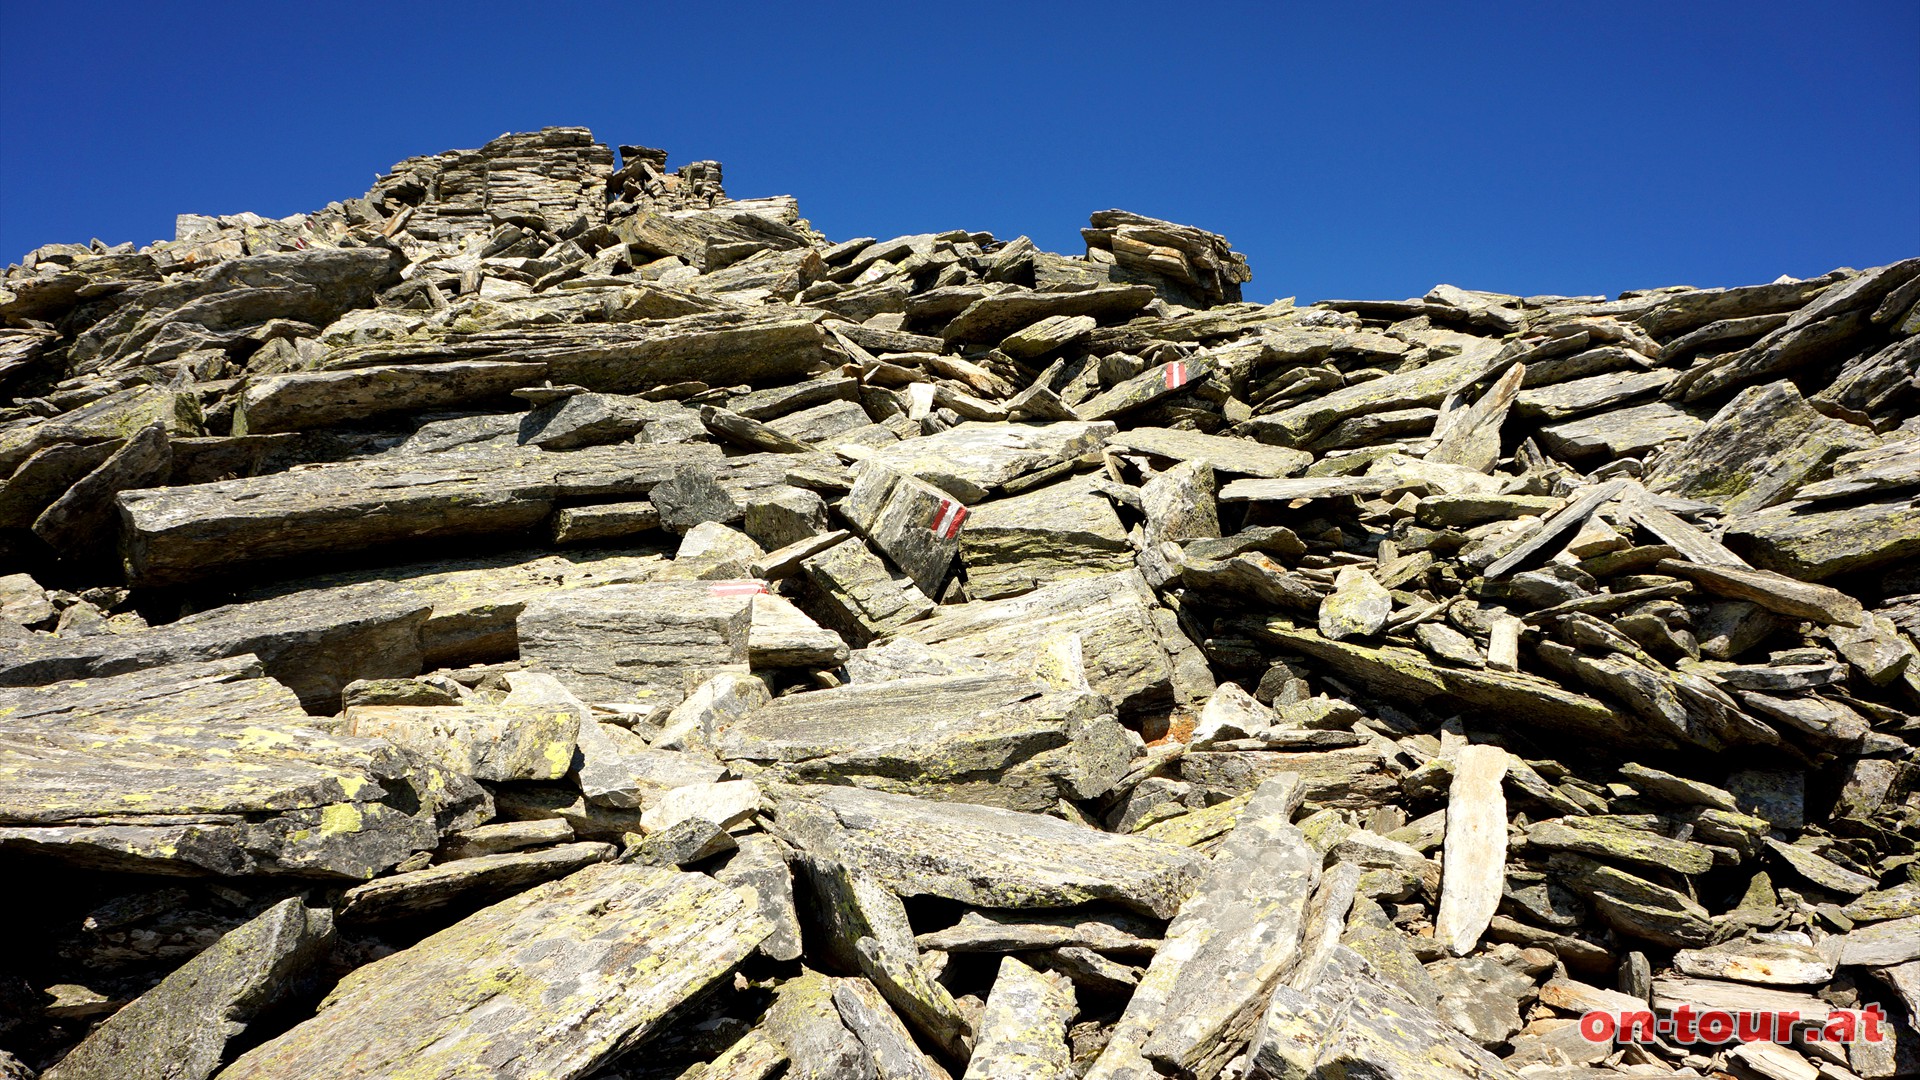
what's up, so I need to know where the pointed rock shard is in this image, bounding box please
[963,957,1076,1080]
[1318,567,1390,641]
[1246,946,1519,1080]
[1428,361,1524,473]
[42,898,333,1080]
[1435,744,1509,957]
[831,978,948,1080]
[32,420,171,560]
[218,865,771,1080]
[1140,458,1220,547]
[1088,774,1315,1080]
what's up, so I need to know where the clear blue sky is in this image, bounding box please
[2,1,1915,303]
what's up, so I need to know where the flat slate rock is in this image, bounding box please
[769,783,1207,918]
[338,841,615,923]
[891,569,1179,714]
[1093,776,1318,1080]
[42,898,334,1080]
[0,660,486,878]
[718,672,1132,811]
[217,865,772,1080]
[963,957,1076,1080]
[1106,427,1311,478]
[957,474,1133,600]
[862,421,1113,503]
[233,360,548,435]
[0,582,434,710]
[119,441,717,586]
[517,580,755,705]
[1247,945,1519,1080]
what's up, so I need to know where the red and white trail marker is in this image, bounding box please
[930,498,970,539]
[708,581,769,597]
[1163,360,1189,390]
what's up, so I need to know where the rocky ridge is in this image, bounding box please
[0,125,1917,1080]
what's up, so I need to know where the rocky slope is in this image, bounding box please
[0,125,1916,1080]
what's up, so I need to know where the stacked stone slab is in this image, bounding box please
[0,126,1916,1080]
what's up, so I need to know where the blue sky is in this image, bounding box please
[2,1,1915,303]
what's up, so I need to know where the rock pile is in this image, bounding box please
[1,125,1917,1080]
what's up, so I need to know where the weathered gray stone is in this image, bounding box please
[797,538,936,646]
[963,957,1076,1080]
[119,441,715,586]
[0,658,487,878]
[1435,745,1508,957]
[1672,938,1834,985]
[218,865,772,1080]
[572,720,715,809]
[1426,955,1531,1047]
[1105,427,1310,479]
[339,842,615,922]
[1239,341,1506,448]
[551,500,661,543]
[746,592,848,668]
[940,285,1155,344]
[1525,815,1717,874]
[1317,567,1391,641]
[1536,402,1705,462]
[33,421,172,560]
[719,673,1131,811]
[1093,775,1317,1080]
[1644,381,1881,514]
[832,978,949,1080]
[862,421,1113,503]
[344,672,582,783]
[519,392,661,449]
[234,361,547,435]
[770,783,1207,918]
[43,899,334,1080]
[759,970,874,1080]
[518,580,754,705]
[714,833,804,962]
[957,475,1132,600]
[1140,459,1220,547]
[1246,946,1517,1080]
[0,573,54,626]
[915,909,1160,955]
[845,461,967,596]
[665,521,766,580]
[892,570,1179,714]
[1728,497,1920,580]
